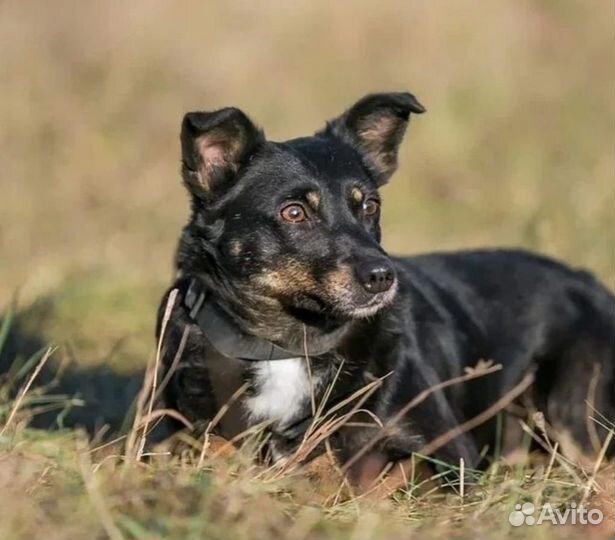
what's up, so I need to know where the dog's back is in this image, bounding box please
[393,248,615,459]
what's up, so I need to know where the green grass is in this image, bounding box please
[1,1,614,538]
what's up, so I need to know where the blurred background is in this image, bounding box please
[0,1,613,427]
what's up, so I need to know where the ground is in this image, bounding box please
[0,1,614,538]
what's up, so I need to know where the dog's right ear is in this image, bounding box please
[319,92,425,186]
[181,108,265,200]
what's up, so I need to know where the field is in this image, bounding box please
[0,1,614,538]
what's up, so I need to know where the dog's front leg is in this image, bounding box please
[339,344,481,492]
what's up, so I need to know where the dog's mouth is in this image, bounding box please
[281,278,398,325]
[337,279,399,319]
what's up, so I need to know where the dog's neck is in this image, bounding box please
[180,275,353,361]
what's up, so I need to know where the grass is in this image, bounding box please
[1,312,614,539]
[1,1,614,538]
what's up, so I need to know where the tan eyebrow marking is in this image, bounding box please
[306,191,320,209]
[351,187,364,203]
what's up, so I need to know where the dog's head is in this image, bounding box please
[177,92,425,338]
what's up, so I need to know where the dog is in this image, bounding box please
[155,92,615,488]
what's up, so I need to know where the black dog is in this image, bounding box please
[156,92,615,485]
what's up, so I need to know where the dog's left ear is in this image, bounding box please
[320,92,426,185]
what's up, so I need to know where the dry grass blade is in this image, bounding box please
[153,323,189,403]
[586,362,603,454]
[302,323,317,416]
[285,377,389,472]
[581,428,614,505]
[459,458,465,499]
[124,356,155,459]
[311,358,346,430]
[296,372,390,464]
[135,408,193,431]
[197,382,250,467]
[88,434,129,455]
[419,372,534,457]
[319,372,390,422]
[138,287,179,458]
[518,418,584,484]
[210,421,272,460]
[125,288,178,461]
[0,346,54,437]
[540,441,559,505]
[274,407,386,480]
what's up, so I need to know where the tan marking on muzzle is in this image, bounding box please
[255,258,319,295]
[324,264,354,296]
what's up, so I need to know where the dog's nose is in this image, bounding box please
[357,262,395,294]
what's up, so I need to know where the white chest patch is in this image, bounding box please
[244,357,316,428]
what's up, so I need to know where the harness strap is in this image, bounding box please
[181,277,347,362]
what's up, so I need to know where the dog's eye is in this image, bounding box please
[363,198,380,217]
[280,203,307,223]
